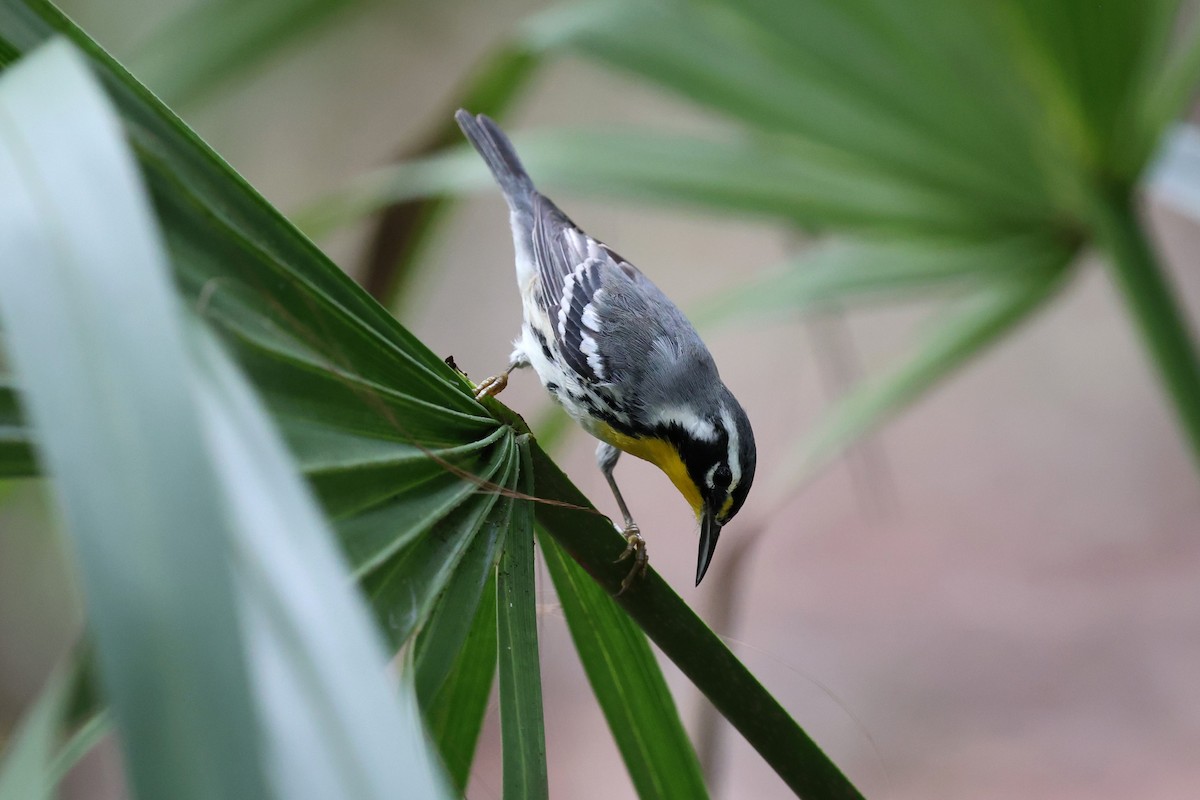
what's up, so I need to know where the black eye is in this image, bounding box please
[712,464,732,489]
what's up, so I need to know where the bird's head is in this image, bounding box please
[651,391,756,586]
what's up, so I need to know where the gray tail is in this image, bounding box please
[455,109,535,211]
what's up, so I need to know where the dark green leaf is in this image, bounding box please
[0,0,498,482]
[540,532,708,800]
[0,375,33,477]
[497,438,548,800]
[0,36,453,800]
[994,0,1182,180]
[362,433,516,649]
[420,570,500,794]
[414,494,511,702]
[0,0,462,393]
[332,428,511,576]
[1092,188,1200,471]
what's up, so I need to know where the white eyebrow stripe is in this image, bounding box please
[721,405,740,488]
[650,406,719,442]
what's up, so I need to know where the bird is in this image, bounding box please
[455,110,755,592]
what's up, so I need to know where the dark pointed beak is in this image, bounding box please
[695,508,723,586]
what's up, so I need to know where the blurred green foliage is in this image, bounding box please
[318,0,1200,485]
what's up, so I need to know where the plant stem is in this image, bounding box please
[1093,190,1200,475]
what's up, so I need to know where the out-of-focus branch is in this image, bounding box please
[358,45,540,307]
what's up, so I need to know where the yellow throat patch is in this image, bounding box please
[595,422,703,519]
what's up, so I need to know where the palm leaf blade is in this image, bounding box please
[497,440,549,800]
[0,40,269,799]
[540,533,709,800]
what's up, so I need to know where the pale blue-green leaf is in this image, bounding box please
[192,323,452,800]
[0,39,268,800]
[0,0,483,416]
[693,232,1068,328]
[299,131,1009,239]
[0,668,70,800]
[46,710,110,787]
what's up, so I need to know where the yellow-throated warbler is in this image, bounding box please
[456,110,755,591]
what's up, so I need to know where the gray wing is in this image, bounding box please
[530,194,719,413]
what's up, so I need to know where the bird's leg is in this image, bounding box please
[473,349,529,400]
[597,442,648,594]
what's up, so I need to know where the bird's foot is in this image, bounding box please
[473,371,509,401]
[615,523,648,595]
